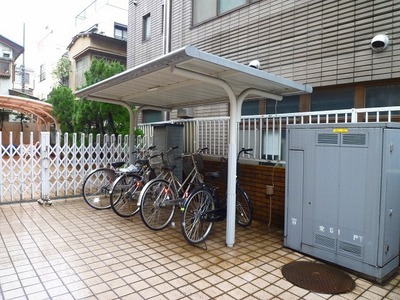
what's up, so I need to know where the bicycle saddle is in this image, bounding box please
[205,171,221,179]
[112,162,125,169]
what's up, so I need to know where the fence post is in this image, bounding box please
[351,108,358,123]
[38,132,52,205]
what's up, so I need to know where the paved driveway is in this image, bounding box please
[0,200,399,299]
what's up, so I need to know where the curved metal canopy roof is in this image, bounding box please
[75,45,312,108]
[0,95,56,127]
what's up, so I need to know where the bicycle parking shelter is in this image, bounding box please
[75,45,312,247]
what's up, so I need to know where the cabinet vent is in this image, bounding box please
[342,134,366,146]
[317,133,339,145]
[314,233,336,250]
[338,241,363,258]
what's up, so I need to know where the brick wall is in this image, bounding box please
[203,159,286,228]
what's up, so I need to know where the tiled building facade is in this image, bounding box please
[127,0,400,120]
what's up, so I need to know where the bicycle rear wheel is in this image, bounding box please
[82,168,116,209]
[181,186,214,244]
[236,185,253,227]
[110,173,143,218]
[139,179,177,230]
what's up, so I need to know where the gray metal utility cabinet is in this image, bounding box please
[152,124,184,182]
[285,123,400,283]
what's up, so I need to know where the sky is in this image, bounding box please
[1,0,92,67]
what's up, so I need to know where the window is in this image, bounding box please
[142,110,162,123]
[219,0,246,14]
[266,96,300,114]
[242,96,301,116]
[2,50,11,59]
[40,64,46,82]
[76,56,89,88]
[143,13,151,41]
[114,23,127,40]
[366,84,400,108]
[193,0,255,24]
[311,88,354,111]
[193,0,216,24]
[0,60,10,76]
[242,100,259,115]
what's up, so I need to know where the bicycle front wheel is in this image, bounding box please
[110,173,143,218]
[139,179,177,230]
[181,187,214,244]
[82,168,116,210]
[236,185,253,227]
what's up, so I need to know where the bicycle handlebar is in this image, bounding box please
[239,148,253,154]
[168,145,179,152]
[198,147,208,153]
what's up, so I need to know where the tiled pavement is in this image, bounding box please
[0,199,399,300]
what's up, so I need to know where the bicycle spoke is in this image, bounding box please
[236,187,253,227]
[140,180,176,230]
[82,168,116,210]
[110,174,143,218]
[182,188,214,244]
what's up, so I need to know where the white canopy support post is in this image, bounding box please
[171,66,239,247]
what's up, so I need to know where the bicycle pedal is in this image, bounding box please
[202,213,225,222]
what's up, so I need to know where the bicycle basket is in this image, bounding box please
[149,151,163,172]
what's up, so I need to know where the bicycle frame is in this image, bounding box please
[151,151,205,206]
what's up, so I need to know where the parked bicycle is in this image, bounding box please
[181,148,254,245]
[138,147,207,231]
[81,145,156,210]
[108,148,162,218]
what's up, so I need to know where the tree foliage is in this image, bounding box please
[47,86,75,133]
[52,55,71,86]
[49,57,130,135]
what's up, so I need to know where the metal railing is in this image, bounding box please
[139,106,400,163]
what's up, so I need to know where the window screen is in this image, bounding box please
[311,88,354,111]
[366,84,400,108]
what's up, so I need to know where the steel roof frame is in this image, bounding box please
[75,45,312,247]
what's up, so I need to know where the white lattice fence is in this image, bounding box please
[0,131,42,202]
[0,131,130,203]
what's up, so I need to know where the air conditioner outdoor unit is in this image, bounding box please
[177,108,194,118]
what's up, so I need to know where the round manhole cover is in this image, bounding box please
[281,261,355,294]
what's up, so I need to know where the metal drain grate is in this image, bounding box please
[281,261,355,294]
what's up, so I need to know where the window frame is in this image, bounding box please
[142,13,151,41]
[114,23,128,41]
[192,0,259,26]
[39,64,46,82]
[0,60,11,77]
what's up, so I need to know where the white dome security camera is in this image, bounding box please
[248,60,261,69]
[371,34,390,52]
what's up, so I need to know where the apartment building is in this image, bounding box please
[35,0,129,98]
[128,0,400,121]
[0,35,24,95]
[68,0,128,91]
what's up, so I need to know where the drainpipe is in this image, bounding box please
[162,0,172,54]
